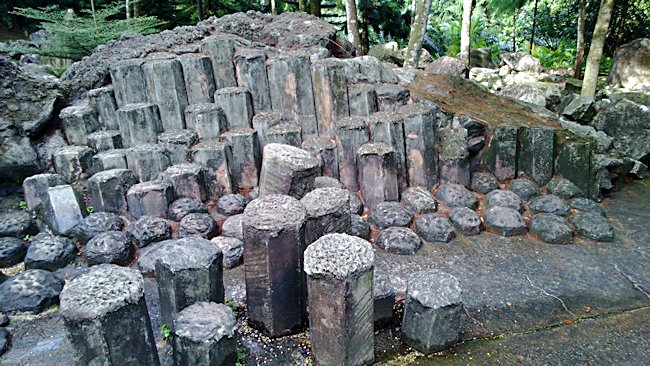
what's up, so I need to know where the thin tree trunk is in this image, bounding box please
[271,0,276,14]
[197,0,204,20]
[345,0,361,54]
[90,0,97,24]
[404,0,433,69]
[411,0,417,24]
[581,0,615,97]
[299,0,307,12]
[311,0,321,17]
[126,0,130,20]
[133,0,140,18]
[361,2,370,55]
[529,0,538,53]
[512,9,517,51]
[613,0,629,53]
[574,0,586,79]
[459,0,473,68]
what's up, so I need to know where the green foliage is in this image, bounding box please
[23,234,32,241]
[19,201,27,210]
[235,347,247,366]
[429,16,500,59]
[161,324,173,342]
[2,2,163,60]
[225,296,238,316]
[531,41,575,69]
[85,205,94,215]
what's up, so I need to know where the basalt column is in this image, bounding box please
[178,54,216,105]
[258,143,320,199]
[369,111,408,189]
[200,35,238,89]
[110,59,147,107]
[116,103,163,147]
[300,188,351,245]
[311,59,350,137]
[88,87,119,130]
[220,128,260,190]
[234,49,272,113]
[336,117,370,191]
[242,194,307,336]
[357,142,399,210]
[302,137,339,179]
[143,58,189,131]
[399,104,438,189]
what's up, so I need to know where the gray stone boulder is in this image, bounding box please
[368,202,414,229]
[449,207,481,235]
[425,56,465,75]
[570,198,606,217]
[547,178,584,199]
[220,214,243,240]
[500,52,542,74]
[66,212,124,244]
[529,213,573,245]
[485,189,523,211]
[24,233,76,271]
[591,99,650,161]
[558,119,613,153]
[85,231,133,265]
[435,184,477,209]
[401,187,437,214]
[217,194,247,216]
[168,198,207,221]
[0,269,63,313]
[470,171,500,194]
[314,176,342,189]
[483,206,526,236]
[178,213,218,239]
[470,48,496,69]
[415,214,455,243]
[210,236,244,269]
[0,211,37,238]
[528,194,570,216]
[498,82,561,110]
[560,94,596,123]
[0,237,26,268]
[608,38,650,90]
[375,227,422,255]
[569,213,614,242]
[350,214,371,240]
[125,216,171,248]
[508,179,539,202]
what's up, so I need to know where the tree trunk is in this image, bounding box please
[512,9,517,51]
[404,0,433,69]
[133,0,140,18]
[271,0,276,14]
[411,0,417,24]
[311,0,321,17]
[90,0,97,24]
[361,2,370,55]
[126,0,130,20]
[197,0,204,20]
[459,0,473,68]
[529,0,538,53]
[573,0,586,79]
[613,0,629,53]
[345,0,362,54]
[299,0,308,12]
[581,0,615,97]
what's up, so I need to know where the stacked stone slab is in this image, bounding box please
[357,142,399,210]
[143,58,188,131]
[157,129,198,164]
[304,233,374,366]
[336,117,370,190]
[311,59,350,136]
[220,128,260,190]
[160,163,207,202]
[59,106,100,145]
[88,86,119,130]
[302,137,339,179]
[116,103,163,147]
[300,188,352,245]
[126,144,171,182]
[242,194,307,336]
[60,264,160,365]
[127,180,175,219]
[214,87,254,129]
[154,237,224,328]
[190,141,233,198]
[234,49,272,112]
[53,146,93,183]
[87,169,137,215]
[258,143,321,199]
[93,149,128,172]
[200,35,238,89]
[400,103,438,189]
[110,59,148,106]
[178,54,216,104]
[266,50,318,136]
[185,103,227,141]
[87,130,122,152]
[369,111,408,189]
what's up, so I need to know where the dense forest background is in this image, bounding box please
[1,0,649,72]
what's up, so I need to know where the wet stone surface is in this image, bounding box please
[528,194,570,216]
[178,213,218,239]
[529,213,574,245]
[569,213,615,242]
[368,201,414,229]
[375,227,422,255]
[416,214,456,243]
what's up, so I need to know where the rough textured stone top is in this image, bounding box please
[185,103,223,113]
[304,233,374,279]
[368,111,404,124]
[154,236,222,271]
[302,137,336,151]
[88,168,134,183]
[59,105,94,118]
[407,270,462,309]
[215,87,249,96]
[129,143,167,154]
[336,116,368,130]
[244,194,306,232]
[158,129,198,144]
[118,102,157,112]
[357,142,394,156]
[263,143,320,170]
[162,163,203,176]
[398,103,433,118]
[60,264,144,320]
[267,123,302,134]
[174,302,236,342]
[300,188,349,218]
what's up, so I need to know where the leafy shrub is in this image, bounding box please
[531,41,576,69]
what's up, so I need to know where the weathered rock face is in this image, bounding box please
[60,12,339,95]
[470,48,496,69]
[591,99,650,162]
[608,38,650,90]
[500,52,542,74]
[425,56,465,75]
[0,58,62,182]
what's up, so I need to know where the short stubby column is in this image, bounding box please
[234,49,272,112]
[336,117,370,191]
[348,84,378,117]
[142,58,189,131]
[258,143,320,199]
[368,111,407,189]
[185,103,227,141]
[109,59,147,107]
[87,169,137,215]
[126,144,172,183]
[127,180,175,219]
[266,123,303,147]
[160,163,207,202]
[59,106,100,145]
[157,129,198,165]
[302,136,339,179]
[300,188,351,245]
[311,59,350,136]
[399,103,438,189]
[304,233,375,366]
[220,128,260,190]
[214,87,254,129]
[116,102,163,147]
[60,264,160,366]
[356,142,399,210]
[242,194,307,336]
[88,86,119,130]
[190,141,233,198]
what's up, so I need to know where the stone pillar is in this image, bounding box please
[88,169,137,215]
[143,59,189,131]
[258,143,320,199]
[368,111,407,189]
[555,140,592,198]
[157,129,198,165]
[304,233,374,366]
[376,84,409,112]
[302,137,339,179]
[88,86,119,130]
[300,188,351,245]
[93,149,128,172]
[178,54,216,104]
[87,131,122,152]
[234,49,272,112]
[109,59,147,107]
[60,264,160,366]
[336,117,370,191]
[160,163,207,202]
[127,180,175,219]
[200,35,238,89]
[357,142,399,210]
[483,126,519,181]
[172,302,237,366]
[116,103,163,147]
[190,141,233,198]
[213,87,254,129]
[59,106,100,146]
[400,104,438,189]
[126,144,172,182]
[52,146,93,183]
[518,127,555,186]
[311,59,350,136]
[266,124,303,148]
[252,111,284,152]
[185,103,227,141]
[42,185,85,234]
[401,270,463,354]
[154,237,224,327]
[266,51,318,136]
[348,84,378,117]
[22,173,66,212]
[374,272,395,328]
[220,128,260,190]
[242,194,307,336]
[438,128,470,187]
